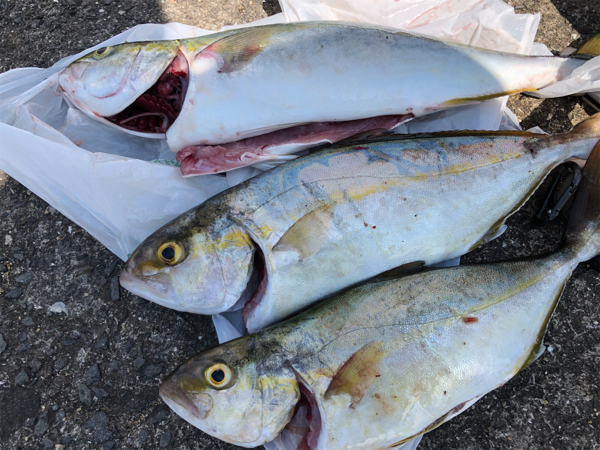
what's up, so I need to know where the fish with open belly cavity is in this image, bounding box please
[119,113,600,333]
[159,139,600,449]
[58,22,600,175]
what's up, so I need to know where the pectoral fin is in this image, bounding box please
[202,27,278,73]
[388,394,483,447]
[273,204,335,260]
[325,340,385,406]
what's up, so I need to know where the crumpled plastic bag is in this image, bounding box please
[0,2,599,448]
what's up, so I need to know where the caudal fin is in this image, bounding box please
[566,140,600,262]
[573,34,600,60]
[561,112,600,160]
[569,112,600,137]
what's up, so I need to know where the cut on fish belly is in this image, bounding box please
[59,22,600,173]
[176,114,414,175]
[120,114,600,334]
[159,139,600,449]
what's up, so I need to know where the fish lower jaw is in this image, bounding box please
[119,272,226,315]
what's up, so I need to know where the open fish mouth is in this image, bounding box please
[105,51,189,134]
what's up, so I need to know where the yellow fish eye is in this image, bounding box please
[205,364,233,389]
[92,46,113,59]
[157,242,184,265]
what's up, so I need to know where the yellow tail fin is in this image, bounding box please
[574,34,600,60]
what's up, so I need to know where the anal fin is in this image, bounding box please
[387,394,483,448]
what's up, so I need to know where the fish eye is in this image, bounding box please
[205,364,233,389]
[157,242,184,265]
[92,46,112,59]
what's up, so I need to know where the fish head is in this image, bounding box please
[120,216,255,314]
[160,336,300,446]
[58,40,180,118]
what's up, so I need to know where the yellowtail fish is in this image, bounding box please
[58,22,600,174]
[158,139,600,449]
[120,114,600,333]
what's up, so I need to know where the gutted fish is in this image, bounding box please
[120,114,600,333]
[159,139,600,449]
[59,22,598,174]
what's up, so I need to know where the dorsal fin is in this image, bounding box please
[332,129,544,149]
[324,340,385,406]
[367,261,426,283]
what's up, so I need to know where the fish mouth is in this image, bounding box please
[119,271,174,309]
[104,51,189,134]
[159,378,211,421]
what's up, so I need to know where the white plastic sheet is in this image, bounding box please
[1,1,598,449]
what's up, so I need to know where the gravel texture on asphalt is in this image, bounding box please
[0,0,599,449]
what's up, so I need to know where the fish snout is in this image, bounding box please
[160,378,213,420]
[119,267,171,301]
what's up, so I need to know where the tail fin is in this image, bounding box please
[569,112,600,138]
[562,113,600,160]
[573,34,600,60]
[565,140,600,262]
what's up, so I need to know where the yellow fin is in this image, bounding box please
[387,397,480,447]
[324,341,384,406]
[445,88,537,106]
[182,30,239,54]
[333,129,542,149]
[518,280,568,372]
[273,204,334,260]
[201,26,280,73]
[574,34,600,60]
[468,222,508,253]
[568,112,600,138]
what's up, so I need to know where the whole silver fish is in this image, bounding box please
[120,114,600,333]
[58,22,597,174]
[159,139,600,449]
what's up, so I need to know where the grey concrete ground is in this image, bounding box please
[0,0,599,449]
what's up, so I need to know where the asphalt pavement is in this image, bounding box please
[0,0,599,449]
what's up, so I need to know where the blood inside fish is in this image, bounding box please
[105,52,189,133]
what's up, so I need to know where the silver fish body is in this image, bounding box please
[159,140,600,449]
[120,114,600,333]
[59,22,588,172]
[166,22,579,149]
